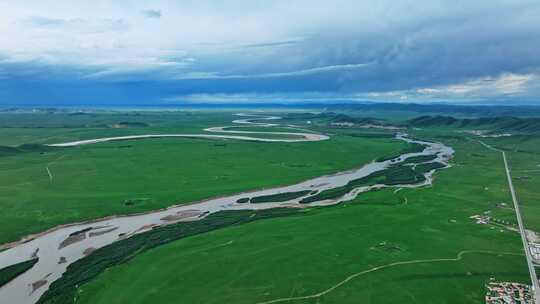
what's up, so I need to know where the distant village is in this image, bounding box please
[486,282,532,304]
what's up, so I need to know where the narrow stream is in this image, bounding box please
[0,114,453,304]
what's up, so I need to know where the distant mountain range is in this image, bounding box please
[3,102,540,117]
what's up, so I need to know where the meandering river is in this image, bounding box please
[0,114,453,304]
[48,114,329,147]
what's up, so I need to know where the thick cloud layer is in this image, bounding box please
[1,0,539,105]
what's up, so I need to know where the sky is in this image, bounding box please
[1,0,539,106]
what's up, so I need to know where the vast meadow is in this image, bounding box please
[73,131,531,304]
[2,108,539,304]
[0,110,407,244]
[2,1,539,303]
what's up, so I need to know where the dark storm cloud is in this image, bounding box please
[2,0,540,105]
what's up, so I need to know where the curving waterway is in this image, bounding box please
[0,114,453,304]
[48,114,329,147]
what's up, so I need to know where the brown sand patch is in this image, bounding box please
[89,227,119,237]
[31,280,47,293]
[31,273,51,294]
[31,248,39,259]
[135,224,158,233]
[58,233,86,249]
[160,210,202,222]
[83,247,96,256]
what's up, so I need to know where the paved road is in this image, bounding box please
[502,150,540,303]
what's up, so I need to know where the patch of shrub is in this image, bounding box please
[250,190,312,203]
[0,258,38,288]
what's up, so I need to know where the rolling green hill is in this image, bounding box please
[409,116,540,134]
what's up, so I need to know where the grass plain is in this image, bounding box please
[0,111,408,244]
[2,108,539,304]
[75,134,529,304]
[72,121,535,304]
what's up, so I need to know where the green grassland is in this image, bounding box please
[0,111,411,244]
[221,126,309,133]
[68,130,531,304]
[3,109,540,304]
[410,128,540,232]
[479,135,540,231]
[0,111,246,146]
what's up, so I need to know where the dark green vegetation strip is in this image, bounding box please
[300,186,352,203]
[382,165,427,185]
[249,190,312,203]
[0,258,38,287]
[376,143,426,162]
[0,144,59,157]
[116,122,149,127]
[68,227,93,237]
[399,154,437,165]
[300,161,445,203]
[37,208,303,304]
[345,133,395,138]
